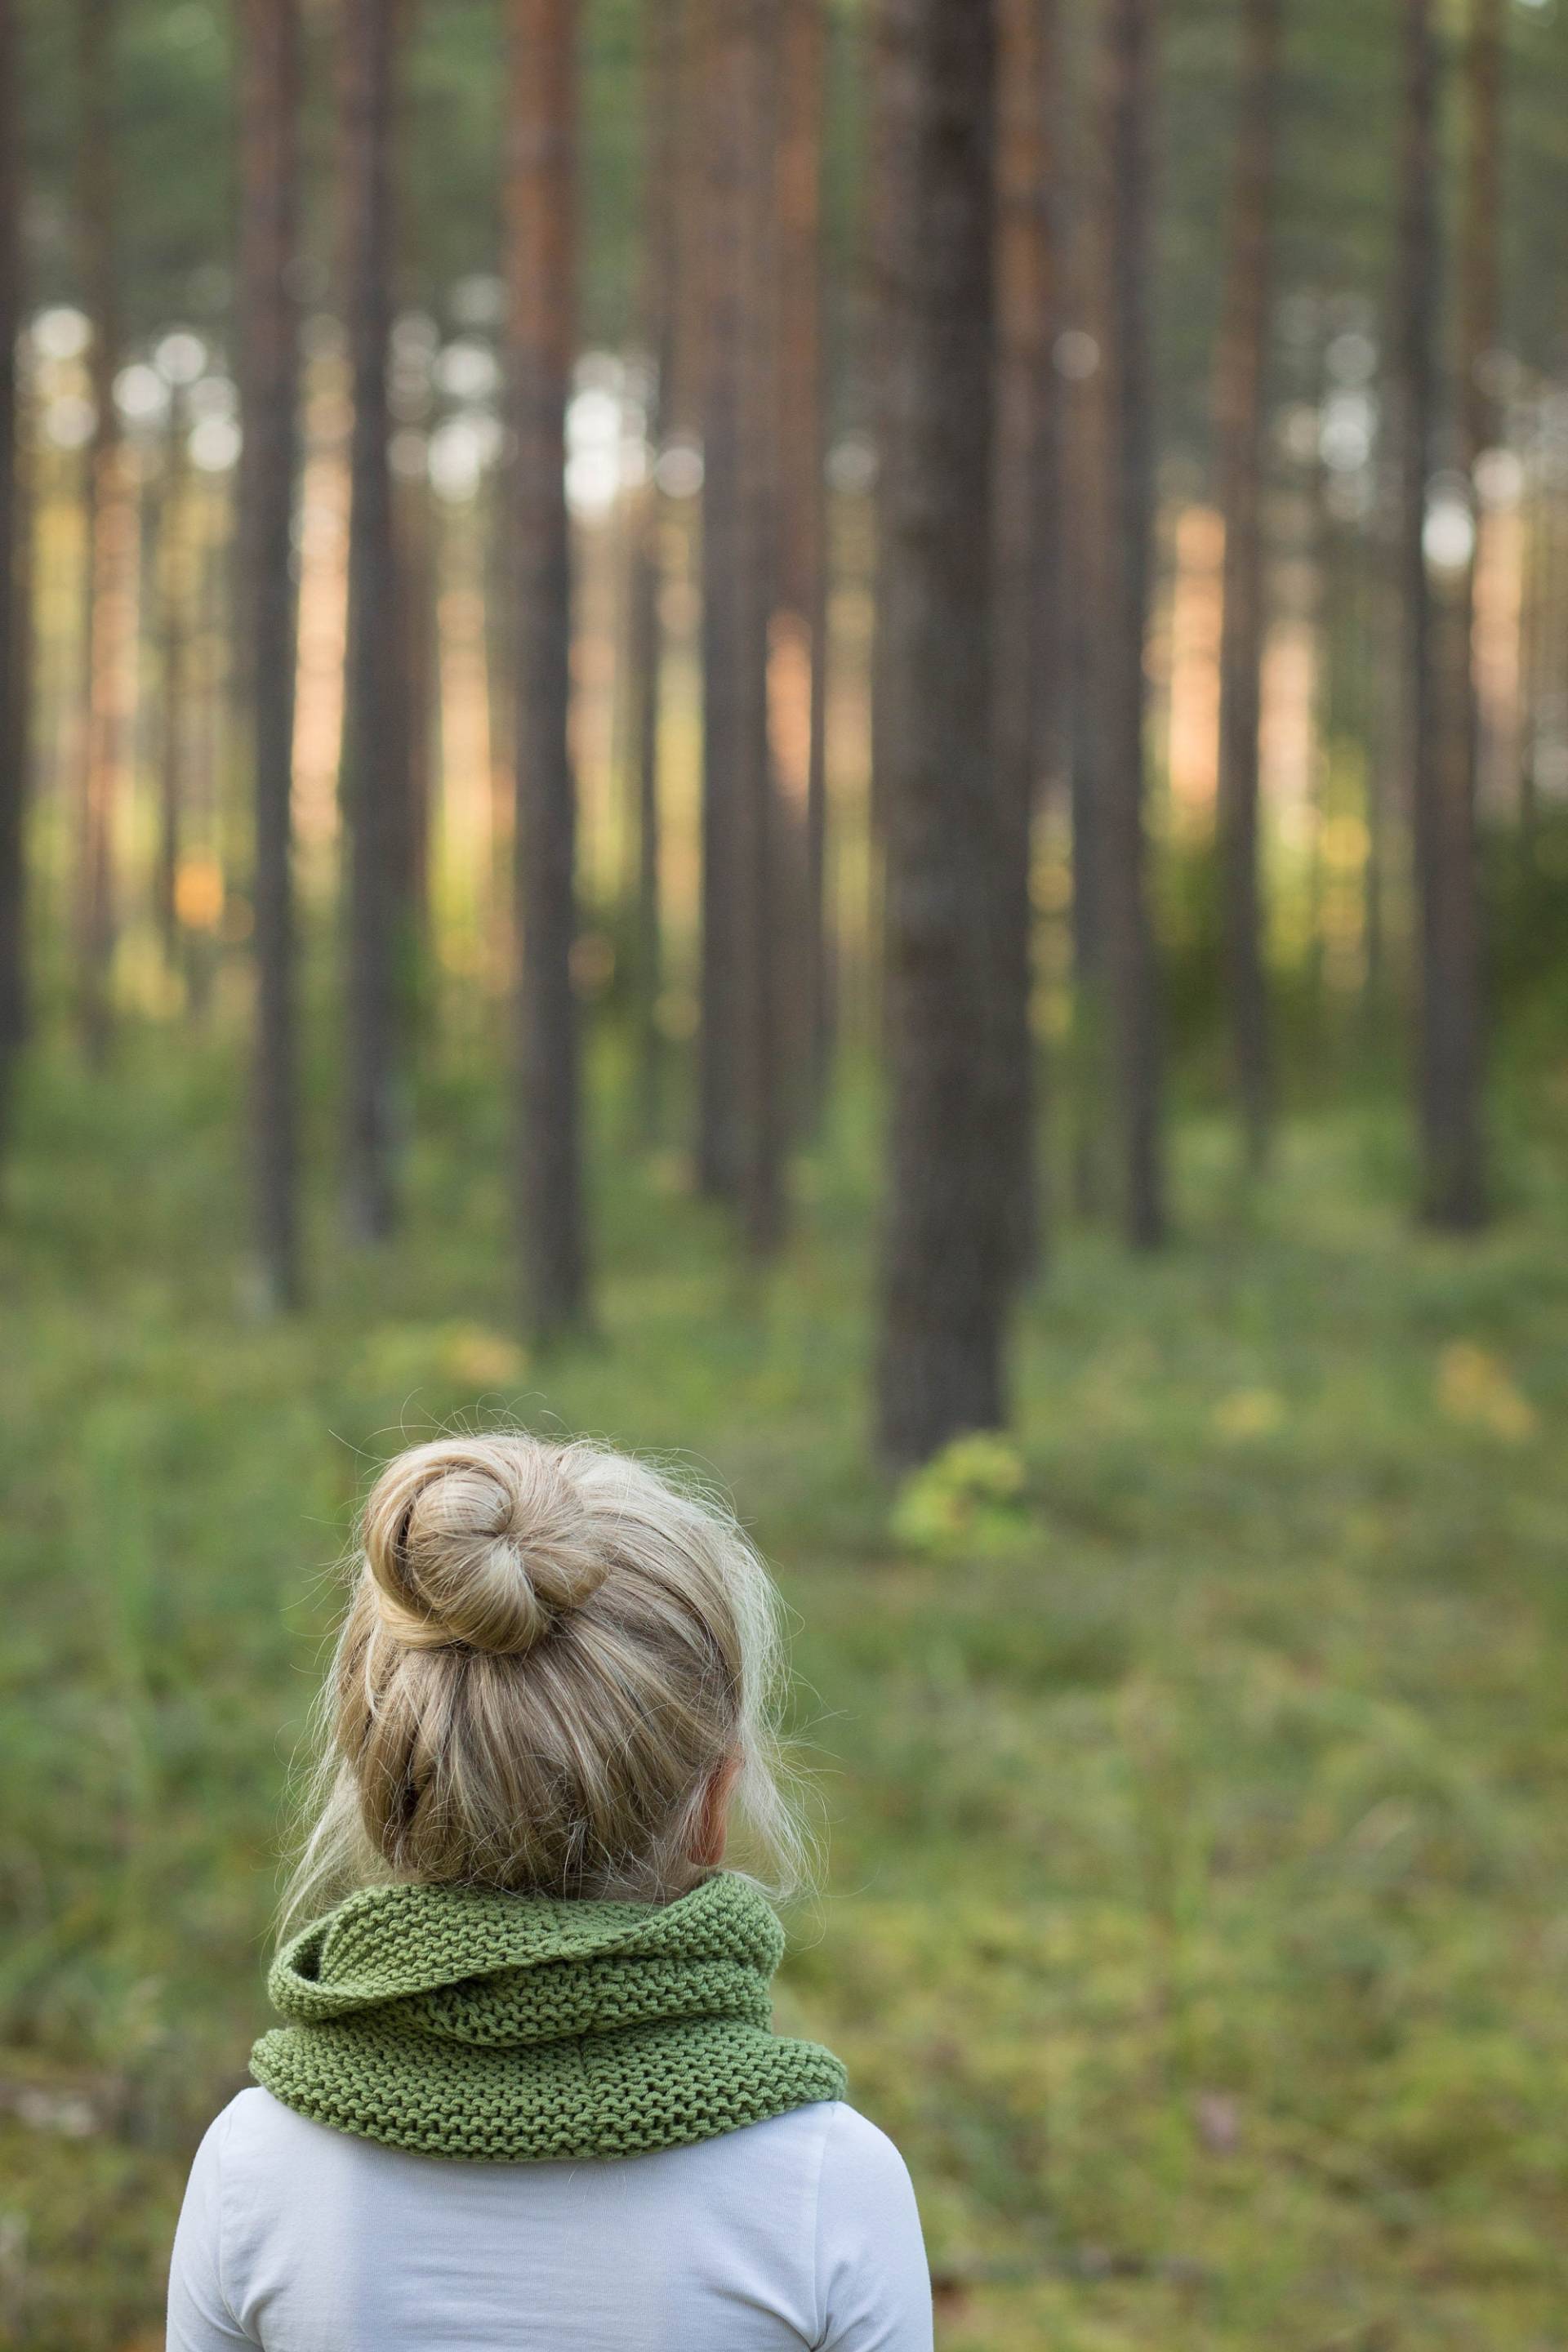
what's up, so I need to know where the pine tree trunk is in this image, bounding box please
[867,0,918,862]
[1214,0,1281,1174]
[697,0,746,1201]
[0,0,24,1165]
[76,0,122,1068]
[1061,26,1108,1218]
[1093,0,1165,1249]
[396,461,436,982]
[776,0,831,1123]
[340,0,404,1241]
[507,0,589,1337]
[626,0,684,1147]
[1441,0,1500,1204]
[697,0,782,1251]
[1397,0,1487,1228]
[875,0,1009,1468]
[238,0,304,1310]
[154,383,191,980]
[992,0,1060,1278]
[735,0,784,1254]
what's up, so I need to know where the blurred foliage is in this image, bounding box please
[14,0,1568,407]
[2,1019,1567,2348]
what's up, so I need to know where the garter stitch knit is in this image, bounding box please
[250,1872,846,2162]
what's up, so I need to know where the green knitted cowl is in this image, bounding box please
[250,1871,845,2163]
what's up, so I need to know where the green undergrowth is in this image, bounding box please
[2,1022,1566,2349]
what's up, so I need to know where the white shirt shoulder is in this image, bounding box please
[167,2086,932,2352]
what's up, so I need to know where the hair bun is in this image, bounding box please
[362,1436,610,1655]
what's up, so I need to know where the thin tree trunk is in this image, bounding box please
[875,0,1009,1468]
[1092,0,1165,1248]
[154,382,192,979]
[1060,29,1108,1218]
[697,0,781,1246]
[340,0,404,1241]
[1396,0,1487,1227]
[76,0,122,1067]
[776,0,831,1124]
[238,0,304,1309]
[1214,0,1281,1173]
[396,457,436,991]
[736,0,785,1254]
[697,0,744,1200]
[867,0,918,862]
[993,0,1059,1277]
[1459,0,1502,813]
[507,0,588,1336]
[626,0,684,1147]
[0,0,24,1167]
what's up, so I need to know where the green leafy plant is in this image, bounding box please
[890,1432,1034,1557]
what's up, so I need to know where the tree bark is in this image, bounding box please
[340,0,404,1241]
[993,0,1060,1278]
[76,0,123,1068]
[1396,0,1487,1228]
[1092,0,1165,1248]
[238,0,304,1309]
[735,0,785,1254]
[1214,0,1281,1174]
[866,0,918,861]
[875,0,1009,1468]
[626,0,684,1147]
[153,382,192,981]
[0,0,24,1166]
[696,0,745,1200]
[507,0,589,1337]
[775,0,831,1124]
[1060,25,1108,1218]
[697,0,782,1254]
[393,458,435,1014]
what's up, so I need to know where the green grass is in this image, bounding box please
[2,1022,1568,2350]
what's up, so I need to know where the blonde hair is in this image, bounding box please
[282,1433,806,1934]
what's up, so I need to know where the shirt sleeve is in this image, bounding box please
[166,2105,256,2350]
[813,2104,934,2352]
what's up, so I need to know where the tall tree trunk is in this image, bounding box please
[76,0,122,1067]
[697,0,782,1253]
[1459,0,1502,807]
[1214,0,1281,1173]
[153,382,191,980]
[697,0,745,1200]
[735,0,785,1254]
[396,460,436,983]
[1396,0,1487,1227]
[1060,24,1108,1218]
[867,0,918,860]
[993,0,1060,1278]
[0,0,24,1167]
[507,0,588,1337]
[1092,0,1165,1248]
[340,0,404,1241]
[238,0,304,1310]
[875,0,1009,1468]
[626,0,684,1147]
[1442,0,1500,1174]
[775,0,831,1124]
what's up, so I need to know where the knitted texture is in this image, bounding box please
[250,1872,845,2162]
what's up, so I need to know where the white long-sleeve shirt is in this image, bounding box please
[167,2087,933,2352]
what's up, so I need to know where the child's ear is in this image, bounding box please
[690,1753,742,1868]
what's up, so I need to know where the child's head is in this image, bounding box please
[286,1433,802,1923]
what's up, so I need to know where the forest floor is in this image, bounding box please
[2,1026,1567,2351]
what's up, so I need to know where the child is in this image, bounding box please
[167,1432,932,2350]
